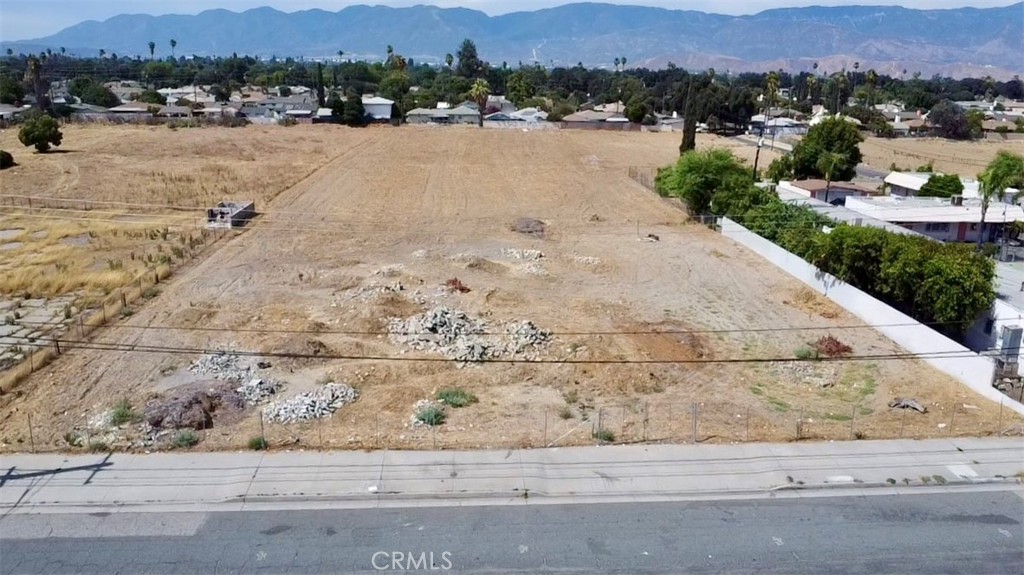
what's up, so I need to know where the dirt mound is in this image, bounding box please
[144,380,245,430]
[511,217,547,239]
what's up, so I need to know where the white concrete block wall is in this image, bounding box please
[720,218,1024,415]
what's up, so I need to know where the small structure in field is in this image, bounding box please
[206,201,256,229]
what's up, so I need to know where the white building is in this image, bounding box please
[362,96,394,121]
[777,180,875,205]
[884,171,1017,201]
[844,195,1024,243]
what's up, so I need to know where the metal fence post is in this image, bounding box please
[642,401,648,442]
[796,409,803,440]
[745,407,750,442]
[849,404,857,440]
[691,403,698,443]
[948,403,956,436]
[27,414,35,453]
[997,400,1004,436]
[899,407,906,438]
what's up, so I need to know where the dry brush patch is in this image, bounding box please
[861,136,1024,176]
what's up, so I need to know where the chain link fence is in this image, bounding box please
[13,395,1023,454]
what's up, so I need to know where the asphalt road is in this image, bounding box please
[2,490,1022,574]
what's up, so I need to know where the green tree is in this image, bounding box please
[505,71,535,106]
[790,117,862,181]
[455,39,483,78]
[80,83,120,108]
[0,150,14,170]
[136,89,166,105]
[342,92,367,127]
[0,76,25,105]
[929,101,971,139]
[815,151,849,202]
[659,148,752,215]
[18,114,63,153]
[170,39,177,57]
[766,154,795,183]
[978,151,1024,246]
[624,96,647,123]
[918,174,964,198]
[445,53,454,69]
[468,78,490,127]
[147,41,156,59]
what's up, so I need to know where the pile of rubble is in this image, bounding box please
[236,378,283,405]
[188,353,256,382]
[262,383,359,423]
[501,248,544,261]
[572,255,601,266]
[388,306,551,363]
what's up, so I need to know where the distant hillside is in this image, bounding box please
[3,2,1022,78]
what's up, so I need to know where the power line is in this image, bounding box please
[8,316,977,337]
[3,333,990,365]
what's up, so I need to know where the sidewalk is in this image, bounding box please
[1,438,1021,513]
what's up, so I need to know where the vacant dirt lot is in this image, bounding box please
[0,127,1015,453]
[861,136,1024,177]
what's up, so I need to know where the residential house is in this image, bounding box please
[157,105,192,118]
[511,107,548,122]
[593,101,624,113]
[0,104,26,121]
[108,102,154,116]
[777,179,876,205]
[562,110,618,123]
[884,171,1018,201]
[404,105,478,125]
[486,95,516,114]
[362,96,394,121]
[843,195,1024,243]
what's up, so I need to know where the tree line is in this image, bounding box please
[3,40,1022,127]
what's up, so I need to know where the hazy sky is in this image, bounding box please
[2,0,1018,41]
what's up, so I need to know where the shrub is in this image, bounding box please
[812,335,853,358]
[248,436,269,450]
[416,405,446,426]
[0,149,14,169]
[109,400,139,426]
[18,114,63,153]
[563,389,580,404]
[592,427,615,443]
[436,388,478,408]
[63,431,83,447]
[171,430,199,448]
[794,347,817,360]
[557,405,573,420]
[88,440,110,453]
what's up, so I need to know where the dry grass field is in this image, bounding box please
[861,136,1024,177]
[0,125,1016,453]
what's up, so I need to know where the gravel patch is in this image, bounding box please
[262,383,360,423]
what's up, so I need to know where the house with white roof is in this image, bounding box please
[843,195,1024,243]
[361,96,394,121]
[885,171,1017,201]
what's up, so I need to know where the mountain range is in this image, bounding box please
[3,3,1023,79]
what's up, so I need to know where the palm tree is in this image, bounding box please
[978,151,1024,247]
[806,74,818,103]
[621,56,627,70]
[337,50,344,61]
[765,70,780,113]
[816,152,849,203]
[613,57,620,72]
[60,47,66,55]
[469,78,490,127]
[445,53,453,69]
[6,48,13,57]
[148,41,156,59]
[865,69,878,107]
[99,49,105,58]
[170,39,177,57]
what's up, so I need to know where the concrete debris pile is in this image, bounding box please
[373,264,405,277]
[188,353,257,382]
[517,262,549,277]
[388,306,551,363]
[511,217,547,239]
[889,397,927,413]
[501,248,544,261]
[236,378,283,405]
[347,281,405,302]
[262,383,359,423]
[573,255,601,266]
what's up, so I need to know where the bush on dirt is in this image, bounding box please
[592,427,615,443]
[171,430,199,448]
[416,405,446,426]
[109,399,140,426]
[436,388,478,408]
[0,150,14,169]
[248,436,269,450]
[812,335,853,358]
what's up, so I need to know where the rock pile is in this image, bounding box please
[262,383,359,423]
[189,353,254,382]
[236,378,283,405]
[388,306,551,363]
[502,248,544,261]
